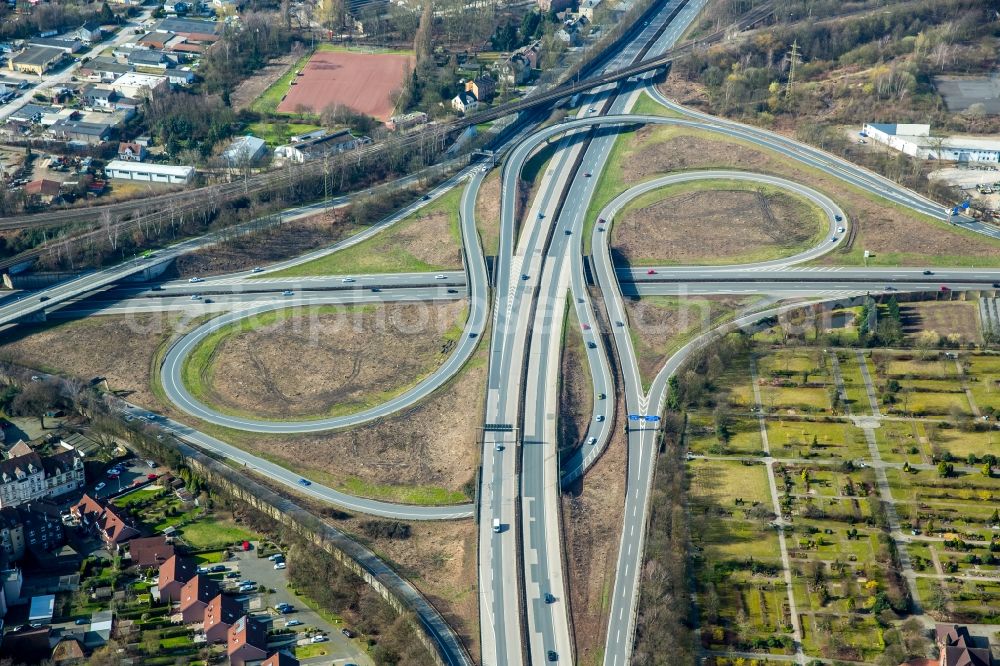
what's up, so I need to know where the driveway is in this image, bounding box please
[233,549,372,666]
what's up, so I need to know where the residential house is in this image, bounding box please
[451,92,478,114]
[465,75,496,102]
[109,0,143,6]
[179,574,218,623]
[387,111,428,132]
[537,0,572,12]
[127,49,170,70]
[222,135,267,166]
[556,16,588,46]
[81,84,118,109]
[127,535,173,569]
[203,593,243,643]
[9,103,50,124]
[51,638,85,665]
[157,554,197,602]
[79,57,132,83]
[0,453,47,508]
[41,449,85,497]
[261,652,300,666]
[41,108,81,127]
[117,141,146,162]
[74,22,104,44]
[227,616,269,666]
[497,52,532,86]
[71,494,140,550]
[579,0,604,19]
[934,624,993,666]
[8,46,65,75]
[273,130,359,164]
[14,501,66,557]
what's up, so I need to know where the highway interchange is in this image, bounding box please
[4,1,1000,664]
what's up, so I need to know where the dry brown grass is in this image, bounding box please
[559,306,593,456]
[562,402,626,666]
[230,51,301,111]
[174,209,360,277]
[625,111,1000,265]
[199,301,465,420]
[900,300,982,344]
[614,187,821,265]
[0,313,190,408]
[476,170,501,257]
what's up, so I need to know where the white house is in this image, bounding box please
[105,160,195,184]
[274,130,358,164]
[222,135,267,166]
[863,123,1000,163]
[451,92,478,114]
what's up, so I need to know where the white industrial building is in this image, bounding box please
[863,123,1000,163]
[105,160,194,184]
[112,72,167,100]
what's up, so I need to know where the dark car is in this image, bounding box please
[993,282,1000,288]
[547,651,558,662]
[422,195,431,201]
[544,593,556,604]
[371,287,381,292]
[587,342,597,349]
[298,478,311,486]
[211,564,227,572]
[447,289,458,293]
[39,296,49,302]
[923,270,933,275]
[226,572,241,579]
[341,628,356,638]
[834,214,843,222]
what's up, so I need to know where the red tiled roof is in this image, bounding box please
[129,535,174,568]
[73,494,139,545]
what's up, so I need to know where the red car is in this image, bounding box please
[582,323,591,330]
[940,285,950,291]
[146,473,158,481]
[646,269,656,275]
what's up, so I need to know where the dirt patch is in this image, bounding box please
[173,209,361,277]
[900,300,982,344]
[389,208,462,269]
[230,51,302,111]
[199,301,465,420]
[277,50,414,121]
[622,124,1000,264]
[0,313,190,408]
[476,169,501,256]
[614,187,821,265]
[562,396,627,666]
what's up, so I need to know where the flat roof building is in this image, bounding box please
[222,135,267,165]
[105,160,195,184]
[863,123,1000,163]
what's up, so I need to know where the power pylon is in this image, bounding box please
[784,40,801,99]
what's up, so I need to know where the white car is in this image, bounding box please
[587,437,597,445]
[188,277,203,283]
[837,226,845,233]
[94,482,106,491]
[596,415,605,422]
[190,294,202,300]
[310,635,328,643]
[251,267,264,273]
[435,275,447,279]
[274,562,286,570]
[341,277,355,283]
[286,619,303,627]
[281,290,293,296]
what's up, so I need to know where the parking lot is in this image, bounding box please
[232,549,372,665]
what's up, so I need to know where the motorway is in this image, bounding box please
[5,2,1000,665]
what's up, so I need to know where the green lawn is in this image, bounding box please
[179,516,257,550]
[295,643,330,659]
[246,122,324,147]
[338,476,468,505]
[113,487,164,507]
[251,50,314,115]
[262,187,464,277]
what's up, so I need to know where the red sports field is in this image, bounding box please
[277,50,414,122]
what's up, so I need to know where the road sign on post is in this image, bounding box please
[628,414,641,421]
[643,415,660,422]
